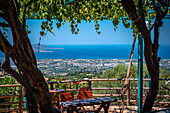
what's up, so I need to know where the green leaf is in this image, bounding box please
[95,27,99,31]
[56,23,61,29]
[28,31,31,34]
[40,31,44,36]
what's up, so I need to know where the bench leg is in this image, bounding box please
[103,103,110,113]
[96,104,104,113]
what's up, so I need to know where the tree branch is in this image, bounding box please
[149,21,155,32]
[152,0,169,63]
[2,61,36,93]
[0,12,10,23]
[0,31,13,80]
[0,29,36,93]
[138,0,145,21]
[14,0,20,16]
[164,0,169,16]
[152,0,169,49]
[121,0,148,33]
[0,22,10,27]
[23,0,37,28]
[20,28,37,66]
[23,8,27,28]
[152,21,160,69]
[6,0,36,66]
[0,30,12,52]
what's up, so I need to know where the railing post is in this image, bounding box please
[19,86,23,113]
[138,34,143,113]
[23,88,27,109]
[148,73,151,87]
[127,81,130,106]
[88,80,92,91]
[50,83,54,90]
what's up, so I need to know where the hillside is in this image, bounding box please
[32,44,53,52]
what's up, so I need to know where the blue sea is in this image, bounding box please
[35,45,170,59]
[0,45,170,59]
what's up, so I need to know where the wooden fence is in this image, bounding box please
[0,78,169,112]
[0,84,27,113]
[49,78,170,105]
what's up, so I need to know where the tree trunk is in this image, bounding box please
[121,0,162,112]
[0,0,60,113]
[25,90,39,113]
[142,19,160,113]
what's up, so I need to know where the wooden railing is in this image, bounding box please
[0,78,169,112]
[48,78,170,106]
[0,84,27,113]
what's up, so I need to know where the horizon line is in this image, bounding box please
[32,43,170,46]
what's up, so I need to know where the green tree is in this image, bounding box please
[0,0,169,112]
[0,76,18,110]
[101,64,148,79]
[93,64,170,104]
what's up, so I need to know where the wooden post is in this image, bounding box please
[50,83,54,90]
[19,86,23,113]
[88,80,92,91]
[127,81,130,106]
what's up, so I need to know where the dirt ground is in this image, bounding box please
[22,105,168,113]
[84,105,167,113]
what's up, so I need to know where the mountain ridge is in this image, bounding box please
[32,44,63,52]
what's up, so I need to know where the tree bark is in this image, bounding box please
[142,18,160,113]
[25,90,39,113]
[121,0,166,112]
[0,0,60,113]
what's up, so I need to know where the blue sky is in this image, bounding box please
[28,19,134,45]
[0,18,170,45]
[27,19,170,45]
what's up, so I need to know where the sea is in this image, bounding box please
[35,45,169,59]
[0,45,170,59]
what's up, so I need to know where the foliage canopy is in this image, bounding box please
[12,0,169,37]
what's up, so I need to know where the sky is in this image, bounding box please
[27,19,134,45]
[0,18,170,45]
[27,19,170,45]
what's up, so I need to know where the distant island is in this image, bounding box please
[32,44,64,52]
